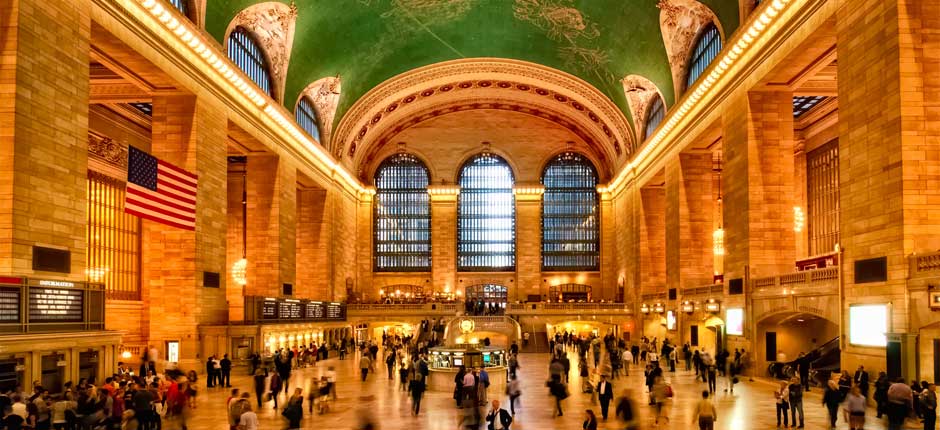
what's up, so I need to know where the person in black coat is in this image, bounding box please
[854,365,870,398]
[220,354,232,388]
[596,375,614,420]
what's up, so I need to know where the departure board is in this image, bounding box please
[28,288,83,322]
[326,303,346,320]
[257,298,346,322]
[306,302,325,319]
[261,300,277,319]
[278,301,303,319]
[0,288,20,323]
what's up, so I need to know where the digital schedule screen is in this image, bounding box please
[28,288,83,322]
[0,288,20,322]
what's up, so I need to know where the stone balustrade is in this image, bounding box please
[346,303,459,316]
[750,266,839,297]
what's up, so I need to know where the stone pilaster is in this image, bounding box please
[296,187,331,300]
[598,188,615,300]
[144,95,228,367]
[514,185,544,301]
[428,186,458,297]
[245,155,296,297]
[355,189,373,300]
[639,186,666,295]
[722,91,796,281]
[665,153,714,291]
[0,0,90,278]
[836,0,940,375]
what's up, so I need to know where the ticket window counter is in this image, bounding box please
[0,357,26,393]
[41,354,65,394]
[78,350,99,385]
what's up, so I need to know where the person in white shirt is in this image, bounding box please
[238,405,259,430]
[10,395,26,419]
[621,349,633,376]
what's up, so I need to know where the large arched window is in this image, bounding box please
[374,153,431,271]
[458,154,515,271]
[686,23,722,90]
[295,96,320,141]
[644,95,666,140]
[227,27,274,97]
[541,152,599,271]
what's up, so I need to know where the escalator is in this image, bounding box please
[767,336,841,386]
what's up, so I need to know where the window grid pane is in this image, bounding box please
[807,140,840,255]
[227,28,273,97]
[167,0,188,16]
[374,154,431,271]
[87,171,141,300]
[458,154,515,271]
[686,24,722,90]
[793,96,828,118]
[645,95,666,140]
[541,153,599,271]
[295,97,320,141]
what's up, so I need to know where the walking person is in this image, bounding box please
[788,377,804,429]
[408,372,425,416]
[596,375,613,421]
[506,375,521,416]
[886,378,913,430]
[692,390,717,430]
[549,375,568,418]
[359,354,371,382]
[252,369,266,409]
[845,385,867,430]
[775,380,790,429]
[923,383,937,430]
[282,388,303,430]
[823,380,842,430]
[485,400,512,430]
[650,375,670,426]
[854,365,870,400]
[875,371,890,418]
[269,371,282,410]
[582,409,598,430]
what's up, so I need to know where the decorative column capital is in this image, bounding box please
[428,185,460,202]
[513,184,545,202]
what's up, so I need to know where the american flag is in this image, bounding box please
[125,146,198,230]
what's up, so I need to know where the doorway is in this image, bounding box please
[766,332,777,361]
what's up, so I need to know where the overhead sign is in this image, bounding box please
[258,297,346,322]
[29,288,83,322]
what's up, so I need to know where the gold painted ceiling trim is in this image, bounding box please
[606,0,821,197]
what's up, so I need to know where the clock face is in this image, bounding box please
[460,319,474,333]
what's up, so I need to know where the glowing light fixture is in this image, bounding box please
[793,206,805,232]
[232,258,248,286]
[121,350,133,360]
[713,228,725,256]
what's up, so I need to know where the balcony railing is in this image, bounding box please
[680,284,724,297]
[750,266,839,295]
[911,251,940,278]
[346,303,459,316]
[507,302,633,315]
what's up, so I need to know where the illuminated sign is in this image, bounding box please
[704,299,720,313]
[38,280,75,288]
[680,301,694,313]
[166,341,180,363]
[666,310,677,331]
[0,288,20,322]
[849,304,888,347]
[653,303,665,313]
[726,308,744,336]
[28,288,83,322]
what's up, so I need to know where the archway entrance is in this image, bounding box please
[756,312,840,382]
[465,284,508,315]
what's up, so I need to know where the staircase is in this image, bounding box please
[520,330,550,353]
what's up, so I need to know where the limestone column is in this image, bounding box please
[355,188,373,300]
[514,185,544,302]
[639,186,666,295]
[245,155,296,297]
[836,0,940,376]
[144,94,228,368]
[428,186,458,297]
[0,0,90,279]
[296,187,331,300]
[721,91,796,281]
[598,188,615,301]
[665,153,715,291]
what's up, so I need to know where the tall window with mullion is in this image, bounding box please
[645,94,666,140]
[686,23,722,91]
[227,27,274,97]
[168,0,189,17]
[458,154,515,271]
[374,154,431,271]
[541,153,599,271]
[295,96,320,141]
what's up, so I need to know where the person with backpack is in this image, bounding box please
[485,399,512,430]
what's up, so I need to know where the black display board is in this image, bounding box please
[306,302,325,319]
[0,288,20,323]
[258,298,346,322]
[261,300,277,319]
[278,301,303,319]
[326,302,346,320]
[29,288,83,322]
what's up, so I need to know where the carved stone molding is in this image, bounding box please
[226,2,297,102]
[297,76,342,149]
[621,75,666,144]
[657,0,721,96]
[333,58,634,171]
[88,133,128,169]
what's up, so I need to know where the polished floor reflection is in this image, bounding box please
[175,348,892,430]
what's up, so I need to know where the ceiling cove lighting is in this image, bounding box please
[135,0,366,196]
[607,0,797,194]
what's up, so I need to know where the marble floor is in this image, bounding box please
[172,348,903,430]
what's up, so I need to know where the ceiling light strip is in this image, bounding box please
[135,0,366,195]
[607,0,797,194]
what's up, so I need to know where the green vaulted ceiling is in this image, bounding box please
[206,0,739,126]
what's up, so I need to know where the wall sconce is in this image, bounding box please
[793,206,805,232]
[704,298,720,313]
[640,303,650,314]
[681,300,695,314]
[653,303,665,313]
